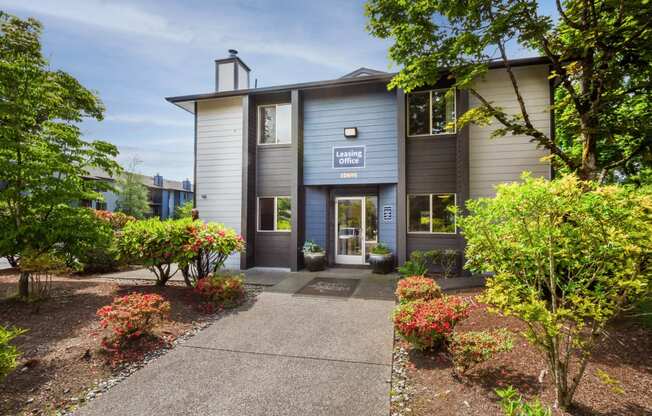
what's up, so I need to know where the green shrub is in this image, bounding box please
[173,201,194,219]
[398,250,436,277]
[370,243,391,255]
[302,240,324,253]
[449,329,513,375]
[392,296,470,350]
[438,249,458,278]
[20,251,68,300]
[0,325,27,380]
[194,273,246,311]
[395,275,442,303]
[496,387,551,416]
[117,218,190,286]
[458,174,652,408]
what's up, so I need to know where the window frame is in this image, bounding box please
[257,196,291,232]
[257,104,292,146]
[407,193,457,234]
[406,89,457,137]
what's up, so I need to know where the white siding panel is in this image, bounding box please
[196,97,243,269]
[469,65,551,199]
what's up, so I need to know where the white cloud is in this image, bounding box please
[105,114,191,128]
[0,0,192,42]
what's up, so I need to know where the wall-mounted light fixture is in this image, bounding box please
[343,127,358,138]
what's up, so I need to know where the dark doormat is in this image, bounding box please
[295,277,360,298]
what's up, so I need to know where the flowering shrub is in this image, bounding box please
[392,296,470,350]
[1,325,27,380]
[194,273,246,311]
[94,210,136,230]
[395,275,442,303]
[179,222,246,286]
[97,293,170,348]
[449,329,513,375]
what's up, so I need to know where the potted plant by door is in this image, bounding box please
[303,240,326,272]
[369,243,394,274]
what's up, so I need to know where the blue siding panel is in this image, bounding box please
[378,184,397,253]
[303,84,398,185]
[305,187,328,249]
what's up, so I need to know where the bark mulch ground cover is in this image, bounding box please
[0,269,257,415]
[392,289,652,416]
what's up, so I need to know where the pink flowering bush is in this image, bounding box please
[194,273,246,312]
[179,222,246,286]
[96,293,170,349]
[395,275,443,303]
[392,296,470,350]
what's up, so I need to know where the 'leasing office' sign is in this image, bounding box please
[333,146,365,169]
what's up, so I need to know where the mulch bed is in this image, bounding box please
[394,289,652,416]
[0,271,254,415]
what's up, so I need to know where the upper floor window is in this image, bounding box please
[259,104,291,145]
[407,89,456,136]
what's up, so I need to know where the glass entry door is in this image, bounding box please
[335,197,377,265]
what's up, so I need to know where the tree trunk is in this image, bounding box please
[579,115,599,181]
[18,271,29,298]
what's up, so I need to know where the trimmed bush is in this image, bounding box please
[395,275,442,303]
[93,210,136,230]
[194,273,246,310]
[450,329,513,375]
[0,325,27,380]
[97,293,170,349]
[392,296,470,350]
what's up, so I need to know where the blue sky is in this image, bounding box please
[0,0,553,180]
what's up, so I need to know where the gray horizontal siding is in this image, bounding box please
[303,83,398,185]
[407,234,458,253]
[255,232,290,268]
[406,136,457,194]
[257,145,292,196]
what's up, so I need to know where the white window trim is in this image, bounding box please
[257,104,291,146]
[407,193,457,234]
[407,89,457,138]
[257,196,291,232]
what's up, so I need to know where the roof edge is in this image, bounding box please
[166,56,550,104]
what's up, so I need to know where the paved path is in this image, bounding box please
[76,273,396,416]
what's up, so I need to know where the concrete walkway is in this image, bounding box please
[76,271,396,416]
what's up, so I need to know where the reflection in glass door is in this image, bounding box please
[335,197,377,265]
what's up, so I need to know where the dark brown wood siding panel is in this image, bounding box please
[406,136,457,194]
[256,146,293,196]
[407,234,458,252]
[255,233,291,267]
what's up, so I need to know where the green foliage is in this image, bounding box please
[365,0,652,181]
[450,329,513,375]
[173,201,193,219]
[0,325,27,380]
[302,240,324,253]
[496,387,551,416]
[457,174,652,407]
[19,250,69,300]
[595,368,625,395]
[395,275,442,303]
[438,249,459,278]
[370,242,391,255]
[117,218,189,286]
[398,250,436,277]
[115,167,150,219]
[0,13,119,297]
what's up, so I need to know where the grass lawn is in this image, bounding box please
[0,269,254,415]
[393,289,652,416]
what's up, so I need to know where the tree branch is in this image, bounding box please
[598,139,651,183]
[555,0,584,30]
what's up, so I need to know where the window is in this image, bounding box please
[258,196,291,232]
[259,104,291,145]
[407,194,456,233]
[407,89,456,136]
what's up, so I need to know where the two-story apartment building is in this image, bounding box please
[166,50,551,271]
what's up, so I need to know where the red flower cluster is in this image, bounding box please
[396,275,443,303]
[194,274,245,311]
[97,292,170,348]
[392,296,470,350]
